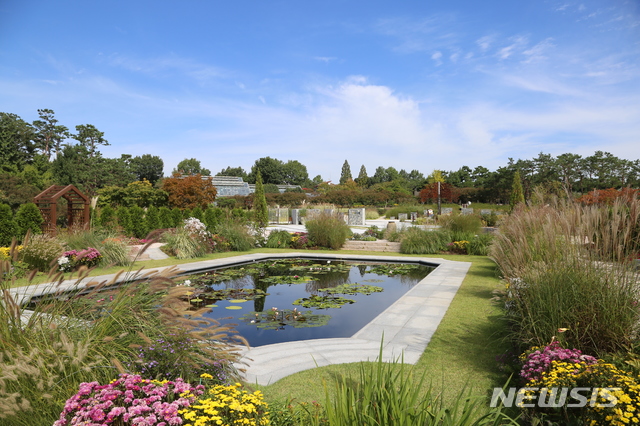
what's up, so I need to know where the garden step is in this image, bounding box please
[341,240,401,252]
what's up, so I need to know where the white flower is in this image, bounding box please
[58,256,69,265]
[184,280,191,286]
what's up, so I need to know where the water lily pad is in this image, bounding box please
[225,305,243,310]
[229,299,248,303]
[205,304,218,308]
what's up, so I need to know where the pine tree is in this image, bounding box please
[0,203,17,245]
[253,170,268,228]
[510,170,525,211]
[145,206,161,233]
[158,207,174,229]
[340,160,352,185]
[96,205,116,228]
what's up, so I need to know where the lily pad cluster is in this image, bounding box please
[239,308,330,330]
[293,294,355,309]
[367,263,422,276]
[318,283,384,295]
[260,275,313,285]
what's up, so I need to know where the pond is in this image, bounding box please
[183,259,433,347]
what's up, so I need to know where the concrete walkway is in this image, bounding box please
[9,252,471,386]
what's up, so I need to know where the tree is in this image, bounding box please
[216,166,247,180]
[72,124,109,158]
[173,158,211,176]
[32,109,69,160]
[131,154,164,184]
[0,173,42,210]
[248,157,285,184]
[510,170,525,211]
[419,182,456,204]
[427,170,445,184]
[0,203,17,246]
[253,170,268,228]
[96,205,116,228]
[14,202,43,237]
[161,173,217,209]
[145,206,161,233]
[356,165,368,187]
[158,206,174,228]
[339,160,352,185]
[282,160,309,186]
[0,112,36,173]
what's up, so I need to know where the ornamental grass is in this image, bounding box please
[0,261,246,426]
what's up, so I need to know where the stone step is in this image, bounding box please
[341,240,401,252]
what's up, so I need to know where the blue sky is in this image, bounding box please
[1,0,638,181]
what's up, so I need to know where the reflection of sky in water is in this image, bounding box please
[201,262,432,347]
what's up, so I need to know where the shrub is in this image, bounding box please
[439,213,482,235]
[400,228,451,254]
[162,227,207,259]
[14,202,43,238]
[191,206,204,221]
[0,203,17,246]
[365,208,379,220]
[171,207,183,227]
[203,206,224,230]
[158,206,174,228]
[145,205,161,232]
[96,205,116,228]
[266,230,292,248]
[481,211,500,227]
[129,206,148,238]
[19,234,66,271]
[214,218,255,251]
[305,211,350,250]
[115,206,132,235]
[465,233,494,256]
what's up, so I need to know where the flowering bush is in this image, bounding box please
[179,380,269,426]
[53,373,204,426]
[520,340,597,382]
[20,234,67,271]
[290,232,309,249]
[0,245,23,260]
[58,247,103,272]
[448,240,469,254]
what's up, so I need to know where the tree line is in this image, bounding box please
[1,109,638,211]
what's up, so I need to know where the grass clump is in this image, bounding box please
[400,228,451,254]
[19,234,66,271]
[59,228,132,267]
[266,230,292,248]
[305,211,351,250]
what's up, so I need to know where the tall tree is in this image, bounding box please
[0,112,36,173]
[339,160,352,185]
[510,170,525,211]
[32,109,69,160]
[356,165,368,187]
[72,124,109,158]
[131,154,164,184]
[161,173,217,209]
[253,170,268,228]
[282,160,309,186]
[173,158,211,176]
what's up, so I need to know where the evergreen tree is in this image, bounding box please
[203,206,223,231]
[191,206,204,221]
[129,206,148,238]
[145,206,161,233]
[0,203,17,245]
[14,202,44,237]
[158,207,174,229]
[510,170,525,211]
[171,207,183,227]
[356,165,368,187]
[253,170,269,228]
[97,205,116,228]
[115,206,132,237]
[339,160,352,185]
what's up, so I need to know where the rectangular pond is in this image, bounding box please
[183,259,434,347]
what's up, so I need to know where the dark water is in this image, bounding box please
[194,260,432,347]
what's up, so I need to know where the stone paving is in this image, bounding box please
[10,249,471,387]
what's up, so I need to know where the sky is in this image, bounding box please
[1,0,639,181]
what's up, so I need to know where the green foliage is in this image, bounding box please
[400,228,452,254]
[213,218,255,251]
[319,350,517,426]
[130,154,164,184]
[263,183,280,194]
[203,206,224,230]
[115,206,132,236]
[162,227,207,259]
[96,205,116,228]
[465,233,494,256]
[439,213,482,235]
[129,206,148,239]
[191,206,204,221]
[0,203,17,246]
[19,234,66,271]
[509,170,525,211]
[98,180,168,208]
[171,207,183,227]
[173,158,211,176]
[266,230,292,248]
[15,202,45,237]
[158,206,174,228]
[144,206,161,233]
[253,170,269,228]
[305,212,351,250]
[339,160,352,185]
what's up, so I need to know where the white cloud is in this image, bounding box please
[431,51,443,65]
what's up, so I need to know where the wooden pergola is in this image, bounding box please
[34,185,90,234]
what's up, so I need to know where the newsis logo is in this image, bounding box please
[490,387,621,408]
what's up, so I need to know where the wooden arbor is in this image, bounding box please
[34,185,90,234]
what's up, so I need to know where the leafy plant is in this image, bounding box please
[305,211,351,250]
[400,228,451,254]
[14,202,43,238]
[293,294,355,309]
[213,217,255,251]
[19,234,66,271]
[266,230,293,248]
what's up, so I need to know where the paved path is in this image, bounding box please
[10,252,470,386]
